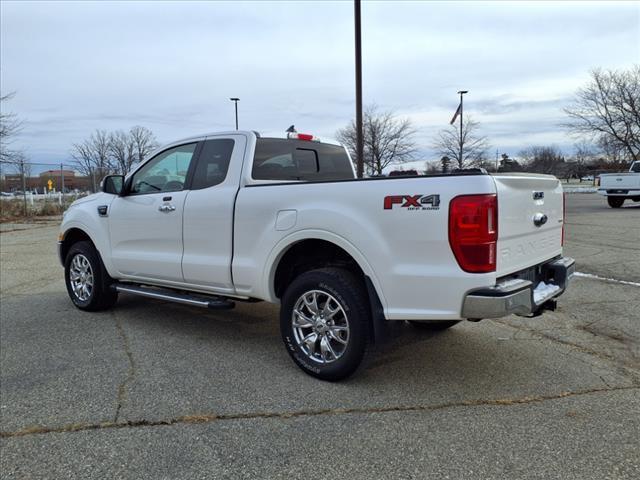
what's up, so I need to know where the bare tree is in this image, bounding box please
[129,125,158,163]
[71,130,112,191]
[424,161,440,174]
[0,92,24,162]
[432,115,489,169]
[336,104,416,175]
[519,146,565,175]
[571,141,596,180]
[71,126,158,190]
[109,130,137,175]
[563,66,640,163]
[597,135,627,165]
[440,155,451,173]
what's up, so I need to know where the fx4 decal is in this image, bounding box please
[384,194,441,210]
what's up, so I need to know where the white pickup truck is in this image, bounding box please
[597,161,640,208]
[58,130,574,380]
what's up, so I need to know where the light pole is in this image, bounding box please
[229,98,240,130]
[457,90,468,167]
[354,0,364,178]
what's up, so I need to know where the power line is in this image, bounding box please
[0,159,75,167]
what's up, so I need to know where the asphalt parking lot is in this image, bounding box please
[1,193,638,479]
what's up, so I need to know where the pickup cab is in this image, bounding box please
[58,130,574,380]
[597,161,640,208]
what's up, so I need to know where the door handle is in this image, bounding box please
[158,204,176,213]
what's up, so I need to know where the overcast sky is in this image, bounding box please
[1,0,639,172]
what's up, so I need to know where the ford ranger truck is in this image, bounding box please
[58,130,575,380]
[597,161,640,208]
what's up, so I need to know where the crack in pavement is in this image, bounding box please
[112,310,136,423]
[1,386,637,440]
[493,320,640,382]
[494,319,616,362]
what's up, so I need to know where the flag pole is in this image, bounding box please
[457,90,468,167]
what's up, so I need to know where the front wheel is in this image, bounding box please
[65,241,118,311]
[607,197,625,208]
[280,268,370,381]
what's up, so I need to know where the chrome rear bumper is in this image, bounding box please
[461,257,575,319]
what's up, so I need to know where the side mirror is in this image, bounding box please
[102,175,125,195]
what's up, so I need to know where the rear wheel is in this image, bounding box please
[280,268,370,381]
[408,320,460,331]
[65,241,118,311]
[607,197,625,208]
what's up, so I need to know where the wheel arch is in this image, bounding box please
[60,227,98,264]
[265,231,387,312]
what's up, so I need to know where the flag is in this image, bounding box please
[449,103,462,125]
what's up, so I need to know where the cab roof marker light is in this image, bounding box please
[287,132,318,141]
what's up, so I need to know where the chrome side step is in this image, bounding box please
[113,284,235,310]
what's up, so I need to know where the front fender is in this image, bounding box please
[60,196,116,276]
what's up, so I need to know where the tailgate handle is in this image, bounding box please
[533,213,548,227]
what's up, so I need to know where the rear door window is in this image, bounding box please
[190,139,235,189]
[252,138,353,181]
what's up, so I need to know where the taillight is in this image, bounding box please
[448,194,498,273]
[561,192,566,246]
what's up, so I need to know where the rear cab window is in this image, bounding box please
[252,138,355,182]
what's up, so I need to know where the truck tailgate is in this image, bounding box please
[600,173,640,190]
[493,174,563,276]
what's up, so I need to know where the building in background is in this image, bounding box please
[1,170,91,193]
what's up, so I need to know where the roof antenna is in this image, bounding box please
[286,125,296,133]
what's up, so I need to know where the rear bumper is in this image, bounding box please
[461,257,575,319]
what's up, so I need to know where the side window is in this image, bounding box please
[130,143,197,194]
[191,139,235,189]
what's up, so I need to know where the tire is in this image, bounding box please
[607,197,625,208]
[408,320,460,331]
[280,268,370,381]
[65,241,118,311]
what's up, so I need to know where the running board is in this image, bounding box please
[113,284,235,310]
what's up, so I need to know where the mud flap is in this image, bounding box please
[365,276,402,344]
